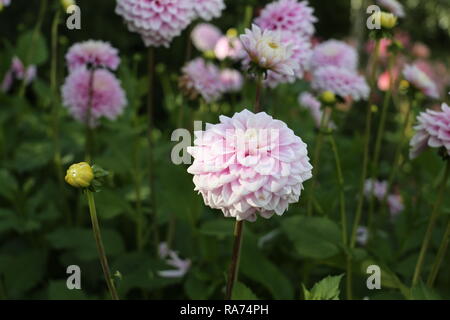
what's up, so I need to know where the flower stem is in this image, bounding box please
[427,216,450,287]
[86,190,119,300]
[307,108,330,216]
[412,161,450,286]
[254,73,263,112]
[225,220,244,299]
[85,69,95,162]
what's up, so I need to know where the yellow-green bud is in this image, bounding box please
[399,80,410,91]
[65,162,94,188]
[203,50,216,59]
[374,11,397,29]
[226,28,238,38]
[61,0,76,11]
[0,3,4,11]
[320,91,336,104]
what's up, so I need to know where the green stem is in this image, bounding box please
[86,191,119,300]
[307,108,330,216]
[412,161,450,286]
[85,69,95,162]
[427,217,450,287]
[225,220,244,299]
[254,73,263,113]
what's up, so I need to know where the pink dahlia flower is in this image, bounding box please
[61,67,127,127]
[187,109,313,222]
[158,242,191,278]
[214,35,246,61]
[255,0,317,37]
[115,0,195,48]
[220,69,244,93]
[179,58,224,103]
[403,64,439,99]
[376,0,405,18]
[310,40,358,71]
[65,40,120,72]
[240,24,298,77]
[387,194,404,216]
[191,23,222,52]
[193,0,225,21]
[312,66,370,101]
[1,56,36,92]
[410,103,450,159]
[298,92,335,129]
[264,31,312,88]
[364,179,388,201]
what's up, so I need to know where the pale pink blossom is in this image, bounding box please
[179,58,224,103]
[310,40,358,71]
[403,64,439,99]
[61,67,127,127]
[191,23,222,52]
[115,0,195,47]
[410,103,450,159]
[1,56,36,92]
[387,194,404,216]
[220,69,243,93]
[187,109,313,222]
[158,242,191,278]
[240,24,298,77]
[0,0,11,8]
[193,0,225,21]
[412,42,430,59]
[364,179,388,201]
[264,31,312,88]
[376,0,405,18]
[214,36,245,61]
[255,0,317,37]
[312,66,370,101]
[65,40,120,71]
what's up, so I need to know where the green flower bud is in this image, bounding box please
[320,91,337,105]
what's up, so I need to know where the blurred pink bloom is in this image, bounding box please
[412,42,430,59]
[1,56,36,92]
[187,109,313,222]
[415,60,449,98]
[298,92,335,129]
[65,40,120,71]
[365,38,391,60]
[214,35,245,61]
[356,226,368,246]
[410,103,450,159]
[254,0,317,37]
[309,40,358,71]
[364,179,388,201]
[115,0,195,47]
[193,0,225,21]
[312,66,370,101]
[387,194,404,216]
[220,68,243,93]
[264,31,312,88]
[191,23,222,52]
[403,64,439,99]
[376,0,405,18]
[377,68,400,91]
[61,67,127,127]
[240,24,298,77]
[158,242,191,278]
[0,0,11,8]
[179,58,224,103]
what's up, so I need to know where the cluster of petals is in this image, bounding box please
[387,194,404,216]
[309,40,358,71]
[0,0,11,8]
[410,103,450,159]
[61,67,127,127]
[298,92,335,129]
[220,69,244,93]
[311,66,369,101]
[158,242,191,278]
[264,32,312,88]
[193,0,225,21]
[254,0,317,37]
[65,40,120,72]
[402,64,439,99]
[240,24,298,77]
[187,109,313,222]
[179,58,224,103]
[115,0,195,47]
[191,23,222,52]
[1,56,36,92]
[376,0,405,18]
[364,179,388,201]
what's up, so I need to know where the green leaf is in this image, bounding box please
[199,219,234,239]
[302,274,344,300]
[281,216,342,259]
[0,169,18,201]
[232,282,258,300]
[410,282,441,300]
[47,281,88,300]
[16,31,48,66]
